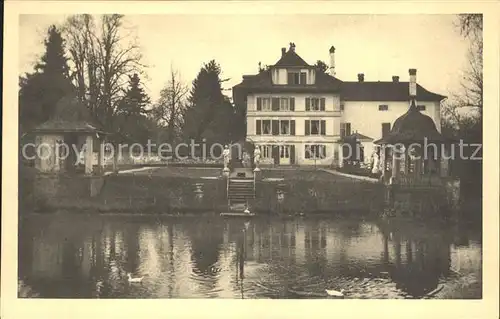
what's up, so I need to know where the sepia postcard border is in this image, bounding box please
[2,1,499,318]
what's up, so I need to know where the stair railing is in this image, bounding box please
[253,170,256,196]
[226,172,230,208]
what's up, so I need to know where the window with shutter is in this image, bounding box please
[305,144,327,159]
[262,98,271,111]
[272,98,280,111]
[272,120,279,135]
[279,98,289,111]
[287,72,300,85]
[272,146,279,164]
[260,145,271,158]
[307,97,321,111]
[256,120,261,135]
[312,98,319,111]
[305,120,310,135]
[262,120,271,135]
[280,120,290,135]
[320,120,326,135]
[289,98,295,111]
[320,98,325,111]
[257,97,262,111]
[340,122,352,137]
[290,120,295,135]
[300,72,307,85]
[310,120,320,135]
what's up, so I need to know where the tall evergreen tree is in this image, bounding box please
[19,25,74,132]
[35,25,71,77]
[182,60,234,145]
[115,73,153,145]
[116,73,151,117]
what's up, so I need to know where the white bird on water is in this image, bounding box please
[127,273,144,283]
[325,289,345,298]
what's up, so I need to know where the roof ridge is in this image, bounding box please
[273,49,310,67]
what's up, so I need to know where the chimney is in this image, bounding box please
[281,47,286,57]
[392,76,399,83]
[357,73,364,82]
[289,42,296,52]
[409,68,417,97]
[329,46,336,76]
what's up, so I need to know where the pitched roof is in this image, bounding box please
[233,70,342,95]
[273,49,310,67]
[336,132,374,143]
[341,81,446,102]
[32,96,107,134]
[33,119,105,134]
[232,46,446,102]
[374,99,447,144]
[349,132,374,141]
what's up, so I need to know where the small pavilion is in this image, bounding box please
[31,96,108,175]
[374,98,451,187]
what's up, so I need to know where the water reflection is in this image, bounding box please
[19,214,481,299]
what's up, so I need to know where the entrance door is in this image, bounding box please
[279,145,291,165]
[272,145,280,165]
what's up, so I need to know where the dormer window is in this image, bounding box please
[287,70,307,85]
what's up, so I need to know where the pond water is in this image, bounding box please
[18,213,482,299]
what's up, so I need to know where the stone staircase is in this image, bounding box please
[227,176,255,211]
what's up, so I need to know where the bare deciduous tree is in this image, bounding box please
[62,14,144,130]
[152,68,189,143]
[455,14,483,110]
[442,14,483,131]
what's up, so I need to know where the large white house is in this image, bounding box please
[232,43,446,166]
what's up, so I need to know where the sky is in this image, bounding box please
[19,14,470,103]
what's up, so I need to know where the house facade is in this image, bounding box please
[232,43,446,166]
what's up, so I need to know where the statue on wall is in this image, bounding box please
[253,146,261,172]
[371,148,380,175]
[223,145,230,174]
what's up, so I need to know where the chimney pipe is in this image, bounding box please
[329,46,336,76]
[281,47,286,57]
[357,73,364,82]
[409,68,417,97]
[392,76,399,83]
